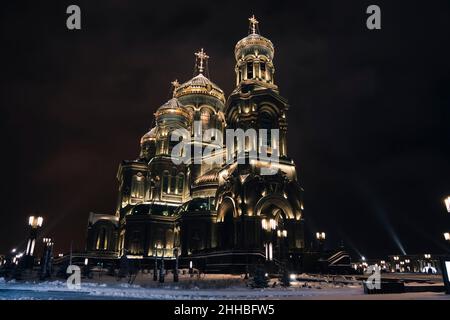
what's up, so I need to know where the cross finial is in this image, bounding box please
[248,15,259,34]
[171,79,180,97]
[194,48,209,74]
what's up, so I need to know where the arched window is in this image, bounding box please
[162,171,169,193]
[130,231,141,255]
[259,112,273,149]
[170,175,176,193]
[247,62,253,79]
[177,173,184,194]
[260,62,266,80]
[131,173,145,199]
[96,227,108,250]
[201,109,210,123]
[169,132,181,155]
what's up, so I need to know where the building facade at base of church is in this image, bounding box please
[86,16,305,272]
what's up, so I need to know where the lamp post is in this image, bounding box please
[189,260,193,274]
[316,232,326,252]
[153,245,158,281]
[26,216,43,256]
[41,237,54,279]
[443,196,450,247]
[277,229,288,263]
[393,255,400,272]
[173,247,179,282]
[159,248,165,283]
[24,216,43,269]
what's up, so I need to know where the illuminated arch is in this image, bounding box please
[216,196,238,222]
[255,195,294,219]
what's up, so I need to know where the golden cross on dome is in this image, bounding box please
[171,79,180,97]
[248,15,259,34]
[194,48,209,74]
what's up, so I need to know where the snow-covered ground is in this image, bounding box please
[0,275,448,300]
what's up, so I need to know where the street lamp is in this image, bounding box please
[26,216,44,258]
[277,229,288,238]
[444,196,450,213]
[40,238,54,280]
[424,254,431,259]
[153,244,158,281]
[159,248,165,283]
[316,232,326,253]
[173,247,179,282]
[316,232,326,240]
[444,232,450,241]
[29,216,43,228]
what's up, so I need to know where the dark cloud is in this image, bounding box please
[1,0,449,258]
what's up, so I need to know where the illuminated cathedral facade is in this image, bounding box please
[86,16,305,272]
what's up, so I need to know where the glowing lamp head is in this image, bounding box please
[444,232,450,241]
[29,216,43,228]
[444,196,450,213]
[316,232,326,240]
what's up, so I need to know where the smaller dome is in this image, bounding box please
[235,33,274,61]
[155,97,190,120]
[140,127,157,145]
[174,74,225,104]
[157,97,183,112]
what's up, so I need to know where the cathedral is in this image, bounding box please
[86,16,305,273]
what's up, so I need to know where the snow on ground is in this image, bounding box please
[0,274,448,300]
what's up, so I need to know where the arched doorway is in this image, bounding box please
[258,198,291,262]
[217,197,237,249]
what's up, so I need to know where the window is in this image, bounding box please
[177,174,184,194]
[96,227,108,250]
[201,109,210,128]
[247,62,253,79]
[162,171,169,193]
[131,173,145,199]
[130,231,141,255]
[259,112,273,148]
[260,62,266,80]
[170,175,176,193]
[169,133,180,154]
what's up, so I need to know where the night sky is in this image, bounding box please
[1,0,449,258]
